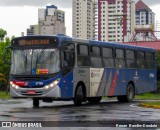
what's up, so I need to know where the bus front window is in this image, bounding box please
[11,49,60,75]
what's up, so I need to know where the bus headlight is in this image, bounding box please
[44,78,60,89]
[10,81,19,89]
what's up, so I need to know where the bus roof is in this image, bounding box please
[68,36,155,52]
[14,35,156,52]
[90,40,155,52]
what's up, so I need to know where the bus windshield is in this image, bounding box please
[11,48,60,75]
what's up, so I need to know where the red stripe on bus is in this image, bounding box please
[109,71,117,96]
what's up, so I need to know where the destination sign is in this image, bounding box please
[18,39,50,46]
[11,36,58,47]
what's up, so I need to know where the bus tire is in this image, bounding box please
[74,84,84,106]
[117,83,135,103]
[87,97,102,104]
[33,98,39,108]
[126,83,135,102]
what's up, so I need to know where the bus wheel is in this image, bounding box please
[126,83,135,102]
[33,98,39,108]
[74,85,84,106]
[87,97,102,104]
[117,83,135,103]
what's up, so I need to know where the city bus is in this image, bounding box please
[4,35,157,107]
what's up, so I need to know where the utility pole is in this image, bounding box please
[114,13,127,42]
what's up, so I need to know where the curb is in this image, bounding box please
[140,103,160,109]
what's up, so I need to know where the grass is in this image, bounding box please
[135,92,160,100]
[143,102,160,106]
[0,91,11,99]
[135,92,160,109]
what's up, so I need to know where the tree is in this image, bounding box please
[0,37,11,83]
[156,51,160,80]
[0,28,7,41]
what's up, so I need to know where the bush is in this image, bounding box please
[0,83,7,91]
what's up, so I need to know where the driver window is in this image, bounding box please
[61,43,75,75]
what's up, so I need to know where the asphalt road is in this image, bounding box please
[0,99,160,129]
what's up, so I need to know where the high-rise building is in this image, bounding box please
[27,25,39,36]
[135,0,155,26]
[27,5,66,35]
[98,0,135,42]
[72,0,97,40]
[38,5,66,35]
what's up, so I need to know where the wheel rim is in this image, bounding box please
[74,85,83,105]
[127,84,134,101]
[76,85,83,98]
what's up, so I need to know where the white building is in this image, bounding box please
[27,5,66,35]
[98,0,135,42]
[27,25,39,36]
[72,0,97,40]
[38,5,66,35]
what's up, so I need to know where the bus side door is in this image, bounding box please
[61,42,75,98]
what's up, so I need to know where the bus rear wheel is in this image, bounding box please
[33,98,39,107]
[117,83,135,103]
[74,85,84,106]
[87,97,102,104]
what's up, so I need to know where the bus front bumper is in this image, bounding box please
[10,85,61,98]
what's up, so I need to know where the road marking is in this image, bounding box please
[130,104,141,108]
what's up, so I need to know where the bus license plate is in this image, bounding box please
[27,90,36,95]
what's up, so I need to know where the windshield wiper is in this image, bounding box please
[37,49,45,63]
[35,49,45,68]
[19,48,28,63]
[19,50,28,66]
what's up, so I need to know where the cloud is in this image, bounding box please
[0,0,72,8]
[0,0,159,9]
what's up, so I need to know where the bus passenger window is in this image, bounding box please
[115,49,125,68]
[146,52,155,69]
[77,45,90,66]
[126,50,136,68]
[102,47,114,68]
[90,46,102,68]
[137,51,145,69]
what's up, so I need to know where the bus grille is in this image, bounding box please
[19,85,44,88]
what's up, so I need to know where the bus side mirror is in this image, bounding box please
[4,46,12,65]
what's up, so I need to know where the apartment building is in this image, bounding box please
[136,0,155,26]
[98,0,135,42]
[72,0,97,40]
[27,5,66,35]
[38,5,66,35]
[27,25,39,36]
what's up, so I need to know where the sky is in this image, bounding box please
[0,0,160,38]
